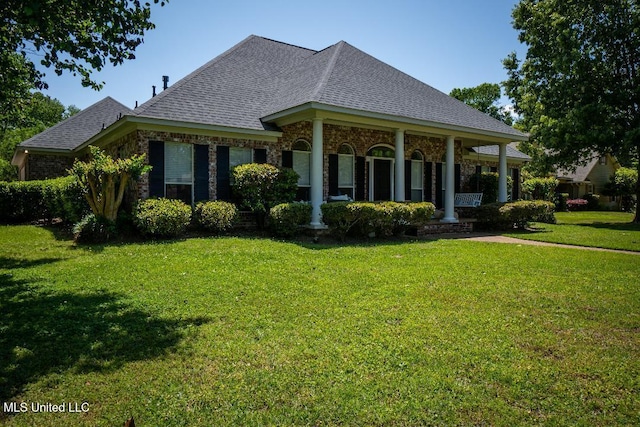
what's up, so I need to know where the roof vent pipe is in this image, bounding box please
[162,75,169,90]
[152,85,156,97]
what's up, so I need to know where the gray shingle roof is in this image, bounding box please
[134,36,527,139]
[468,143,531,160]
[20,97,133,151]
[557,158,598,182]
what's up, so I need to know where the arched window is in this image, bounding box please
[338,144,355,198]
[292,139,311,188]
[410,151,423,201]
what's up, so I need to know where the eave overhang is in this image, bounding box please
[261,102,528,145]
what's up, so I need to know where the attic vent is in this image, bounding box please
[162,75,169,90]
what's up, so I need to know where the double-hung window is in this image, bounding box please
[292,140,311,188]
[164,142,193,205]
[337,144,355,198]
[410,151,423,202]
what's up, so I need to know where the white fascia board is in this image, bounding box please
[262,102,528,143]
[76,115,283,153]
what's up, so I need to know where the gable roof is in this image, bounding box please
[556,154,619,183]
[134,35,526,140]
[19,96,133,151]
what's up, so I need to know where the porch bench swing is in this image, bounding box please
[454,192,483,208]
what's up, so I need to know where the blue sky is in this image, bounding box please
[39,0,525,111]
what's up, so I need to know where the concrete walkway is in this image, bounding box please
[457,234,640,256]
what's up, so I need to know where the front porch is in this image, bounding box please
[299,118,512,229]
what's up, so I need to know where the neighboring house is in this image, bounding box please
[13,35,528,226]
[556,154,620,202]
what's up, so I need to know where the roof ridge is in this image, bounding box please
[256,36,317,53]
[310,41,345,101]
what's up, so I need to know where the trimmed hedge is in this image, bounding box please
[475,200,556,230]
[0,176,87,224]
[72,213,117,244]
[321,201,436,240]
[133,198,192,238]
[269,202,312,237]
[194,201,238,233]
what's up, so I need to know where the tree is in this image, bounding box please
[604,167,638,212]
[449,83,514,125]
[69,146,150,223]
[0,0,167,125]
[0,92,79,181]
[503,0,640,222]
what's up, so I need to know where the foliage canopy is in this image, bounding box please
[503,0,640,221]
[68,146,150,222]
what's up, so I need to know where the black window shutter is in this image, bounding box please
[404,159,411,201]
[512,168,520,200]
[455,164,462,193]
[328,154,338,195]
[355,156,366,201]
[194,144,209,203]
[435,162,443,208]
[148,141,164,198]
[254,148,267,164]
[216,145,230,201]
[425,161,433,202]
[474,165,482,192]
[282,151,293,168]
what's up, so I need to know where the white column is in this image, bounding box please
[310,118,324,227]
[394,129,405,202]
[442,135,458,223]
[498,143,508,202]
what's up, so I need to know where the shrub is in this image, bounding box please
[522,177,558,201]
[73,213,117,243]
[321,201,436,240]
[567,198,588,211]
[406,202,436,225]
[375,202,412,236]
[583,193,600,210]
[231,163,299,228]
[269,202,312,237]
[0,176,87,224]
[467,172,513,204]
[133,198,192,238]
[320,202,359,241]
[499,200,556,229]
[555,193,569,212]
[475,200,555,230]
[194,201,238,233]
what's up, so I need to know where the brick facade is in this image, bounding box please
[26,154,75,180]
[27,120,524,206]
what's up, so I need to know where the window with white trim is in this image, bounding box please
[292,140,311,187]
[165,142,193,205]
[411,151,423,202]
[338,144,355,198]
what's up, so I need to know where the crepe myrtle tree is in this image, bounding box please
[69,146,150,223]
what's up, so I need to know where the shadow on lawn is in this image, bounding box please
[0,262,210,401]
[574,222,640,232]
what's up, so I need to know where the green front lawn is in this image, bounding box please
[505,211,640,252]
[1,225,639,426]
